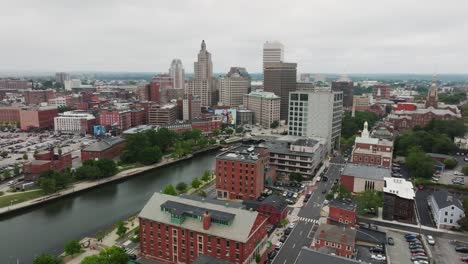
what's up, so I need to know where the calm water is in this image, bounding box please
[0,152,217,263]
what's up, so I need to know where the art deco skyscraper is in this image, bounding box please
[187,40,214,107]
[169,59,185,89]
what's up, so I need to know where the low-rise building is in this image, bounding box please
[138,192,269,264]
[454,135,468,151]
[99,109,133,131]
[0,107,21,127]
[428,190,465,229]
[243,194,288,226]
[340,163,391,193]
[351,122,393,168]
[148,104,177,125]
[19,106,58,131]
[23,148,72,181]
[262,137,324,178]
[327,200,357,227]
[294,247,361,264]
[81,137,125,161]
[383,177,416,223]
[311,224,356,258]
[54,111,96,134]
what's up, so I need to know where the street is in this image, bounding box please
[272,160,345,264]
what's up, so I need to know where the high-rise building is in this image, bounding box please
[182,95,201,121]
[187,40,214,107]
[288,88,343,152]
[263,62,297,121]
[55,72,70,84]
[243,90,280,128]
[169,59,185,89]
[263,41,284,69]
[219,68,250,107]
[332,80,354,108]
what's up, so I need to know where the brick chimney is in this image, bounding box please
[202,211,211,230]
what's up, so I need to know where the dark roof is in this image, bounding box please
[192,255,234,264]
[314,224,356,246]
[430,189,463,210]
[355,226,387,245]
[262,140,315,157]
[216,145,265,163]
[161,200,235,223]
[82,137,124,152]
[179,194,245,209]
[261,195,288,211]
[342,163,391,180]
[242,199,261,210]
[293,138,318,147]
[427,153,453,159]
[294,247,361,264]
[329,199,357,212]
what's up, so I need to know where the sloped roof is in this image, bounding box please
[430,190,463,210]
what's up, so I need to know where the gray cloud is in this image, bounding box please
[1,0,467,73]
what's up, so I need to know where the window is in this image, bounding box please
[450,219,453,223]
[444,218,447,222]
[216,248,220,254]
[236,253,239,259]
[182,229,185,236]
[236,243,240,250]
[445,211,448,216]
[217,238,221,245]
[226,240,230,247]
[190,242,194,247]
[165,226,169,232]
[190,232,194,238]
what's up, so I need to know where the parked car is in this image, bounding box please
[412,252,426,257]
[409,241,422,246]
[410,248,426,253]
[371,254,386,261]
[456,246,468,253]
[268,250,277,259]
[387,237,394,245]
[405,234,417,239]
[275,242,283,250]
[461,256,468,262]
[279,235,287,243]
[454,171,462,176]
[284,228,291,235]
[409,245,423,249]
[411,256,428,261]
[127,254,137,260]
[288,223,295,229]
[426,235,435,245]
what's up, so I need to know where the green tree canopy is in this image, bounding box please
[289,172,303,182]
[33,254,62,264]
[191,177,202,189]
[443,158,457,169]
[176,182,188,193]
[163,184,177,196]
[116,221,128,238]
[201,170,212,182]
[81,246,127,264]
[405,147,434,179]
[341,111,379,139]
[355,190,383,215]
[64,240,81,256]
[39,169,71,194]
[270,120,279,129]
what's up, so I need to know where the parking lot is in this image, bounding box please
[386,230,413,264]
[431,237,467,264]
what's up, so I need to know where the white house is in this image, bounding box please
[428,190,465,229]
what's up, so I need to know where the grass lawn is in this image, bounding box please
[0,189,44,208]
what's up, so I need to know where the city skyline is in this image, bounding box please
[1,0,468,74]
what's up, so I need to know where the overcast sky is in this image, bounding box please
[1,0,468,74]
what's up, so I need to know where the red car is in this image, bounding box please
[461,256,468,262]
[412,253,426,257]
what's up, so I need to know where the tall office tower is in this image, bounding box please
[263,41,284,69]
[219,67,250,107]
[168,59,185,89]
[243,90,280,128]
[288,88,343,153]
[55,72,70,84]
[263,62,297,121]
[331,80,354,108]
[186,40,214,107]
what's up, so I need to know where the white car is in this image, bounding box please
[288,223,295,229]
[275,242,283,250]
[454,171,462,176]
[371,254,386,261]
[426,235,435,245]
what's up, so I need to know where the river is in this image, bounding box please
[0,151,217,263]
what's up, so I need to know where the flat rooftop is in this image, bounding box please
[342,163,391,180]
[216,145,264,163]
[384,177,415,200]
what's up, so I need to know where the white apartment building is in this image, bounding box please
[263,41,284,69]
[219,73,250,107]
[288,88,343,152]
[428,190,465,229]
[243,90,280,128]
[54,111,95,134]
[64,79,82,91]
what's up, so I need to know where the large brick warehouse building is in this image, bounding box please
[138,193,269,264]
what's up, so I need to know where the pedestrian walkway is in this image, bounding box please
[297,217,319,224]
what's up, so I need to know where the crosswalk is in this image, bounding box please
[125,246,139,255]
[297,217,319,224]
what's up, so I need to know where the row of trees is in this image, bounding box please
[164,170,213,196]
[438,91,466,105]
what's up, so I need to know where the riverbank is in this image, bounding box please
[0,145,220,217]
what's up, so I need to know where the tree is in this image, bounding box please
[405,147,434,179]
[40,177,57,194]
[13,164,20,176]
[33,254,62,264]
[443,158,457,170]
[336,184,351,199]
[64,240,81,256]
[81,255,104,264]
[3,169,11,179]
[224,128,234,135]
[236,127,244,134]
[255,253,261,263]
[116,221,128,238]
[270,120,279,129]
[95,159,117,177]
[163,184,177,196]
[289,172,303,182]
[139,146,163,165]
[176,182,187,193]
[75,165,102,180]
[39,169,70,193]
[201,170,211,182]
[191,177,202,189]
[213,129,221,137]
[355,190,383,215]
[81,246,127,264]
[463,166,468,176]
[22,153,28,160]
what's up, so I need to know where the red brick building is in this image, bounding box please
[388,107,460,132]
[23,149,72,181]
[216,145,270,200]
[99,109,133,130]
[351,122,393,168]
[243,195,288,226]
[340,163,390,193]
[328,200,357,227]
[23,89,56,105]
[312,224,356,258]
[131,109,147,127]
[81,137,125,161]
[372,84,390,99]
[138,193,269,264]
[192,116,222,136]
[19,106,58,131]
[0,107,21,126]
[394,103,417,112]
